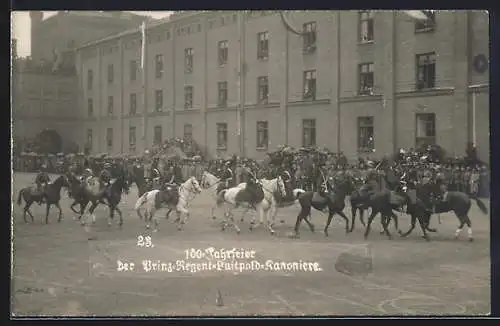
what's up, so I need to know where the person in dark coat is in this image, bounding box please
[34,164,51,204]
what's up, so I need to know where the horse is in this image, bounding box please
[134,176,202,231]
[65,172,92,221]
[416,182,488,241]
[290,177,351,238]
[85,172,130,227]
[216,175,273,235]
[17,175,70,224]
[199,171,224,220]
[232,175,288,233]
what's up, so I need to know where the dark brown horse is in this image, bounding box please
[290,178,351,238]
[17,175,69,224]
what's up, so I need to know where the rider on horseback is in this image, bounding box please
[222,161,234,189]
[99,163,112,204]
[35,165,50,205]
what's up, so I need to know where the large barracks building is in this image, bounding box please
[13,11,490,162]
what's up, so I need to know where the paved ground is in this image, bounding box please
[11,172,491,316]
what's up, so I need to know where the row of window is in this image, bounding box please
[86,11,437,91]
[85,113,436,152]
[87,50,436,117]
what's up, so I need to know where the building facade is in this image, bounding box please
[12,11,149,152]
[71,11,488,162]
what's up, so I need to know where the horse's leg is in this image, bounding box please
[381,212,392,240]
[165,209,172,219]
[263,206,275,235]
[24,201,35,223]
[324,212,335,237]
[349,203,356,233]
[70,200,80,215]
[56,202,63,222]
[45,203,51,225]
[363,209,379,240]
[416,215,430,241]
[391,211,400,234]
[337,210,350,234]
[230,208,242,235]
[464,215,473,242]
[145,207,155,229]
[301,206,315,233]
[115,206,123,227]
[454,218,466,240]
[175,210,184,231]
[359,208,366,227]
[107,205,114,227]
[290,207,307,238]
[400,214,417,238]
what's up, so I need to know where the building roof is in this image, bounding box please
[76,11,206,50]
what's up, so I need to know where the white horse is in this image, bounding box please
[217,175,286,235]
[134,176,202,231]
[199,171,225,220]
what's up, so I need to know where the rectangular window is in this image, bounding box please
[358,63,374,95]
[87,69,93,90]
[216,123,228,149]
[415,113,436,147]
[185,48,194,73]
[155,89,163,112]
[107,95,114,116]
[130,60,137,81]
[218,81,228,107]
[87,98,93,117]
[303,22,317,52]
[184,123,193,140]
[106,128,113,150]
[129,93,137,115]
[218,40,228,66]
[256,121,269,149]
[357,116,374,152]
[155,54,164,78]
[416,52,436,90]
[303,70,316,100]
[257,31,269,60]
[302,119,316,147]
[87,129,93,149]
[107,64,114,84]
[359,11,374,43]
[415,10,436,32]
[129,126,136,151]
[257,76,269,104]
[184,86,194,109]
[154,125,162,145]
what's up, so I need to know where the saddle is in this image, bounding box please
[163,184,180,204]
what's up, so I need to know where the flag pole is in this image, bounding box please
[140,20,148,152]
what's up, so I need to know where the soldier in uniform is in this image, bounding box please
[221,161,234,189]
[34,164,51,205]
[99,163,113,203]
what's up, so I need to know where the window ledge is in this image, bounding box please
[357,148,376,154]
[415,27,436,34]
[256,147,268,152]
[396,87,454,98]
[217,146,227,151]
[358,40,374,45]
[257,56,269,61]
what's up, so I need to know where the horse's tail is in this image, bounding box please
[135,192,148,211]
[292,188,306,202]
[17,188,24,206]
[472,197,488,215]
[216,189,227,205]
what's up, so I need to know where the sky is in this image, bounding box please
[11,11,172,57]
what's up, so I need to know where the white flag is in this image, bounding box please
[140,21,146,70]
[404,10,435,21]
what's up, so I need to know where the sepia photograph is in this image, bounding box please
[11,10,490,316]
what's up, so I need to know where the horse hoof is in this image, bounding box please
[422,236,430,241]
[364,235,369,240]
[468,237,474,242]
[249,226,253,231]
[153,229,158,233]
[146,224,150,229]
[270,230,275,236]
[212,216,217,220]
[387,235,393,240]
[288,232,299,239]
[236,229,241,235]
[240,218,244,222]
[324,232,328,237]
[379,231,385,235]
[280,220,285,224]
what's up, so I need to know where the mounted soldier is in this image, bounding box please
[34,164,51,205]
[99,162,113,202]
